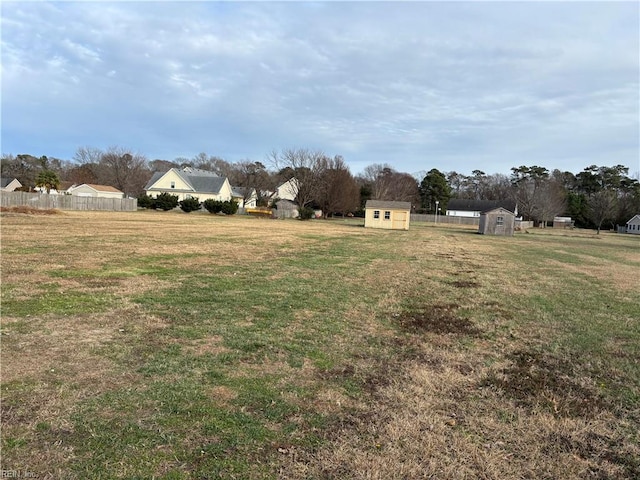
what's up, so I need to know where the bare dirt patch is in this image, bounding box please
[394,304,481,335]
[481,350,607,418]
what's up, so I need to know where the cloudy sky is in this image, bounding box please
[2,1,638,177]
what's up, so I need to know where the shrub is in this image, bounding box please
[298,207,315,220]
[221,200,239,215]
[203,199,223,214]
[203,199,238,215]
[137,194,155,209]
[179,197,201,213]
[154,192,179,211]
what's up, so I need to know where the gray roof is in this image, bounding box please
[231,186,254,198]
[447,199,516,213]
[481,207,515,216]
[143,172,164,190]
[1,177,19,188]
[365,200,412,210]
[145,168,227,194]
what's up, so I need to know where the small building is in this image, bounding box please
[67,184,125,199]
[364,200,411,230]
[625,214,640,235]
[1,177,22,192]
[553,216,573,229]
[478,207,515,236]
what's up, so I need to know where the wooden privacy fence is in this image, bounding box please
[411,214,479,225]
[1,191,138,212]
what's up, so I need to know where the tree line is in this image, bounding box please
[1,146,638,230]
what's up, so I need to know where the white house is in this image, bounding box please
[231,186,258,209]
[67,184,124,199]
[625,214,640,235]
[1,177,22,192]
[272,178,299,202]
[144,167,233,202]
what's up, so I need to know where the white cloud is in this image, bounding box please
[1,1,638,176]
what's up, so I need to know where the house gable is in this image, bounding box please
[478,207,515,236]
[145,169,195,193]
[625,214,640,234]
[145,167,232,202]
[231,186,258,209]
[1,178,22,192]
[274,178,298,202]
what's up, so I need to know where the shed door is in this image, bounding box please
[393,212,407,229]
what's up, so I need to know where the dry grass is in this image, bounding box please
[0,206,64,216]
[1,211,639,479]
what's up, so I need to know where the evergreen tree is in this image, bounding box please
[419,169,451,213]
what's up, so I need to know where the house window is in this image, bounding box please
[496,216,504,226]
[384,211,391,220]
[374,210,380,219]
[170,181,176,189]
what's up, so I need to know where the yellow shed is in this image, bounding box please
[364,200,411,230]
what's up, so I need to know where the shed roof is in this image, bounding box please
[365,200,412,210]
[480,207,515,216]
[70,183,123,193]
[448,199,516,213]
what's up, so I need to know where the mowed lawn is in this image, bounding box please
[1,209,639,479]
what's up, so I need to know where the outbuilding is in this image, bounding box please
[364,200,411,230]
[67,184,124,199]
[553,216,573,229]
[478,207,515,236]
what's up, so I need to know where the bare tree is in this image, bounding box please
[588,189,618,234]
[149,159,179,173]
[192,152,234,177]
[510,165,550,224]
[268,148,327,207]
[230,160,273,206]
[73,146,103,165]
[99,146,149,197]
[533,177,567,227]
[360,164,419,203]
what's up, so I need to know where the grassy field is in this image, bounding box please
[1,209,639,479]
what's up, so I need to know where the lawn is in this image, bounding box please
[1,209,639,479]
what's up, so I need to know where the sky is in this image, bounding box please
[1,1,639,178]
